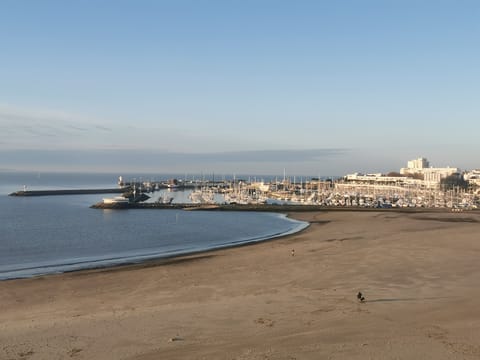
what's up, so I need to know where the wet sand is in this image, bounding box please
[1,210,480,359]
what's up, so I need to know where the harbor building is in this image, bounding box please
[400,157,459,186]
[400,157,429,176]
[464,170,480,186]
[404,157,430,173]
[336,157,472,208]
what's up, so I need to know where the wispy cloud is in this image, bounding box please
[0,104,116,150]
[0,104,183,152]
[0,104,86,124]
[0,148,351,175]
[95,125,112,132]
[66,124,89,132]
[204,149,348,163]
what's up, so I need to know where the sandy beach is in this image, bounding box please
[1,210,480,359]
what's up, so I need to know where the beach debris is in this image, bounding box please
[67,348,82,357]
[255,318,275,327]
[18,350,34,358]
[357,292,365,302]
[168,336,184,342]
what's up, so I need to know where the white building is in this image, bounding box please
[423,167,460,183]
[400,157,459,184]
[407,157,429,170]
[464,170,480,186]
[401,157,429,175]
[343,172,424,187]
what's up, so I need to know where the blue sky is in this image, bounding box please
[0,0,479,175]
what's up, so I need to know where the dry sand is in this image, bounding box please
[1,210,480,359]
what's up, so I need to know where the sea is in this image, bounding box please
[0,171,308,280]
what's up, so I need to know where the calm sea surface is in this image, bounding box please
[0,171,308,280]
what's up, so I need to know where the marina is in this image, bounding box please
[8,157,480,210]
[92,175,480,211]
[8,176,480,210]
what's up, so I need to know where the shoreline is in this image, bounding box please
[2,210,480,359]
[39,214,310,281]
[5,205,473,282]
[0,212,309,281]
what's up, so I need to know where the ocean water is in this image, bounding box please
[0,171,308,280]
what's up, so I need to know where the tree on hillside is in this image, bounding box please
[386,172,403,177]
[386,172,424,180]
[441,173,469,190]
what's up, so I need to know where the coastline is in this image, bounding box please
[2,210,480,359]
[0,212,309,281]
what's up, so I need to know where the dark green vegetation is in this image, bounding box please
[441,174,470,190]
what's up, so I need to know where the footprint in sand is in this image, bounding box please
[254,318,275,327]
[18,350,35,359]
[68,348,83,357]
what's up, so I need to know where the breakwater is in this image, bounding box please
[9,188,129,197]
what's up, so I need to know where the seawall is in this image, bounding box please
[9,188,129,197]
[90,202,463,213]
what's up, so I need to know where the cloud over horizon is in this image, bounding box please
[0,148,354,175]
[0,104,270,153]
[0,104,114,149]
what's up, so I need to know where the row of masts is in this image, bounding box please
[120,175,479,209]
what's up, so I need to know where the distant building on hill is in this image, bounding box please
[342,157,462,190]
[407,157,430,170]
[400,157,429,176]
[400,157,459,184]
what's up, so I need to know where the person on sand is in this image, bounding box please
[291,249,295,256]
[357,291,365,302]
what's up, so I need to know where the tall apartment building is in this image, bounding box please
[406,157,429,170]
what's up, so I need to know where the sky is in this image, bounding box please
[0,0,479,176]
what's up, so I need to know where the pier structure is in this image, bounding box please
[9,187,130,197]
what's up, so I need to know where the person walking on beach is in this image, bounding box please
[357,291,365,302]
